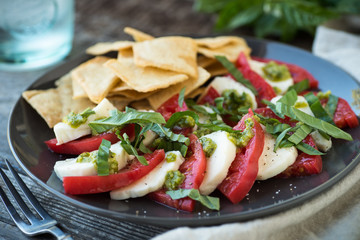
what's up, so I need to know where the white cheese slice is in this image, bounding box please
[199,131,237,195]
[207,76,257,109]
[54,142,134,180]
[249,60,294,95]
[257,131,298,180]
[54,98,116,145]
[110,151,185,200]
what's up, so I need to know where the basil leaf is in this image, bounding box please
[274,128,292,151]
[262,100,285,118]
[291,107,352,141]
[296,142,325,155]
[304,92,334,124]
[287,124,312,145]
[287,79,309,93]
[166,189,220,210]
[215,55,258,95]
[254,113,281,126]
[178,87,186,108]
[117,133,148,165]
[325,94,339,118]
[150,124,190,145]
[97,139,111,176]
[89,108,165,134]
[165,111,199,129]
[278,89,298,106]
[279,139,294,148]
[304,92,318,106]
[275,102,297,119]
[266,123,291,134]
[153,138,188,157]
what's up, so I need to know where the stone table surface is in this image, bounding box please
[1,1,358,240]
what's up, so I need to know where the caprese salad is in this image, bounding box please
[46,53,358,212]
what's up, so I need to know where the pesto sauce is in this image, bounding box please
[175,115,195,128]
[164,170,185,190]
[200,137,217,158]
[222,89,253,114]
[165,152,177,162]
[262,61,291,82]
[317,90,331,100]
[76,150,118,174]
[63,108,95,128]
[294,101,308,108]
[193,127,213,138]
[228,118,255,148]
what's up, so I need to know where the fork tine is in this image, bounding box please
[4,159,54,222]
[0,184,28,230]
[0,166,39,224]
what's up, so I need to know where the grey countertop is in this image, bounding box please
[3,1,357,239]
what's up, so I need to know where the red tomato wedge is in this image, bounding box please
[45,124,135,155]
[218,110,265,204]
[157,94,188,121]
[148,134,206,212]
[236,52,276,107]
[252,56,319,89]
[278,135,322,178]
[63,149,165,195]
[197,86,221,105]
[321,97,359,129]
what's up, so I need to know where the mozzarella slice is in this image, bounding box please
[110,151,185,200]
[257,131,298,180]
[54,142,134,180]
[199,131,237,195]
[249,60,294,95]
[207,76,257,109]
[271,95,332,152]
[54,98,116,144]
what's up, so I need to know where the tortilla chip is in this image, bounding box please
[86,41,134,55]
[130,99,153,111]
[56,73,96,116]
[113,89,156,100]
[195,36,246,49]
[71,56,120,104]
[117,48,134,59]
[22,89,62,128]
[133,36,198,78]
[110,81,133,92]
[148,67,210,109]
[105,58,188,92]
[107,96,132,111]
[198,38,251,62]
[124,27,154,42]
[197,55,217,68]
[205,61,229,77]
[187,87,206,99]
[71,75,88,99]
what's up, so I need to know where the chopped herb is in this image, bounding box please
[287,79,309,94]
[166,188,220,210]
[97,139,112,176]
[178,87,186,108]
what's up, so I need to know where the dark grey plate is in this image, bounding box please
[7,38,360,227]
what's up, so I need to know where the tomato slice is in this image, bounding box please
[45,124,135,155]
[218,110,265,204]
[252,56,319,89]
[236,52,277,107]
[321,97,359,129]
[148,134,206,212]
[278,135,322,178]
[197,86,221,105]
[63,149,165,195]
[157,93,188,121]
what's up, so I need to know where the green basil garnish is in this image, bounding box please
[287,79,310,94]
[166,189,220,210]
[97,139,112,176]
[325,94,339,118]
[178,87,186,108]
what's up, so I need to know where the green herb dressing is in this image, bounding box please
[200,137,217,158]
[222,89,253,114]
[227,118,255,148]
[165,152,177,162]
[164,170,185,190]
[262,61,291,82]
[76,150,118,174]
[174,115,196,128]
[63,108,95,128]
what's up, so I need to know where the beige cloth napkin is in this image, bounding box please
[153,26,360,240]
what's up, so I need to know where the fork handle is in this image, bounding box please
[46,225,73,240]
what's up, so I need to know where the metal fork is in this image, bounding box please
[0,159,73,239]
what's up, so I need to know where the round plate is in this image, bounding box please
[8,38,360,227]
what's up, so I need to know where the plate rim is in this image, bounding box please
[7,37,360,227]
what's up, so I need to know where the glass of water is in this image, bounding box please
[0,0,74,71]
